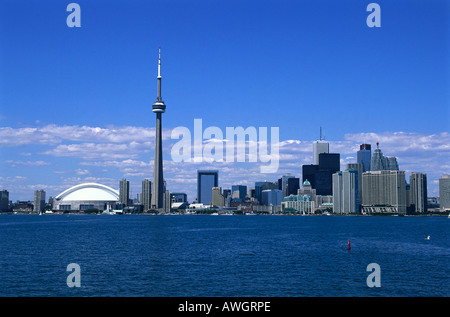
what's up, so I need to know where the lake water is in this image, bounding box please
[0,214,448,297]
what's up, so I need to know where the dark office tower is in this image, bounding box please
[357,144,372,172]
[410,172,427,213]
[142,179,152,212]
[197,170,218,205]
[0,190,9,212]
[302,165,319,191]
[286,177,300,196]
[318,153,340,171]
[151,47,166,209]
[119,179,130,206]
[302,153,340,196]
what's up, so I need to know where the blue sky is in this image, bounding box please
[0,0,449,201]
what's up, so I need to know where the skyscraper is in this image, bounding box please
[439,175,450,212]
[313,128,329,165]
[151,47,166,210]
[197,170,219,205]
[286,177,300,197]
[254,181,278,203]
[357,144,371,172]
[302,153,340,196]
[142,179,151,212]
[0,190,9,212]
[34,190,46,213]
[212,187,225,207]
[409,172,427,213]
[345,163,363,207]
[333,170,358,214]
[278,174,297,197]
[361,170,406,214]
[119,178,130,206]
[261,189,283,206]
[370,142,399,171]
[231,185,247,201]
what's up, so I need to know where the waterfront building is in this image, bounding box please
[361,170,406,214]
[261,189,283,206]
[119,179,130,206]
[212,187,225,207]
[0,190,9,212]
[141,179,152,212]
[197,170,218,205]
[34,190,46,213]
[151,48,167,210]
[409,172,427,213]
[171,192,187,203]
[282,194,315,214]
[357,144,371,172]
[332,170,358,214]
[439,175,450,212]
[163,190,171,213]
[53,183,119,212]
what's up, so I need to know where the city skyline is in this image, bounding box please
[1,0,449,201]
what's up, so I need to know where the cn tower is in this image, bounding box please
[151,47,166,209]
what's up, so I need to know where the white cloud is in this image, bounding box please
[3,160,51,167]
[0,125,171,147]
[43,142,151,160]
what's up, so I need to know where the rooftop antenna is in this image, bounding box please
[320,127,322,141]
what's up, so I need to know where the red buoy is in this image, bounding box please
[348,239,351,251]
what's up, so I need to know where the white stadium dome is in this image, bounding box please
[53,183,119,211]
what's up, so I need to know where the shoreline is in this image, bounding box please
[1,212,448,217]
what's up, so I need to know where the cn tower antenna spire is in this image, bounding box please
[158,46,161,79]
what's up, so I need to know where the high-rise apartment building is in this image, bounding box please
[34,190,46,213]
[333,170,358,214]
[439,175,450,212]
[197,170,218,205]
[119,179,130,206]
[409,172,427,213]
[361,170,406,214]
[141,179,152,211]
[212,187,225,207]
